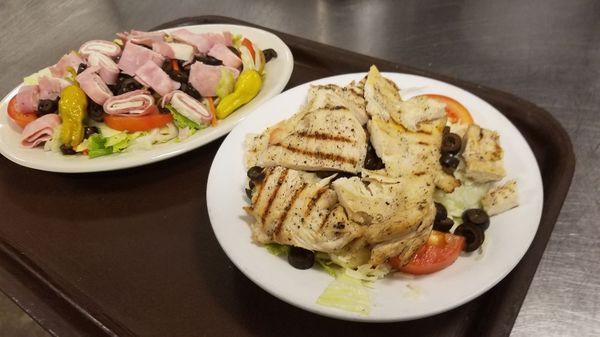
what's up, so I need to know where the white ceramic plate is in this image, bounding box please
[207,72,544,322]
[0,24,293,173]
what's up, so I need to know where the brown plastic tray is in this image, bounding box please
[0,16,575,337]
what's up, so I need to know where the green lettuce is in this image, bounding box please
[265,243,289,256]
[85,132,142,158]
[316,273,371,316]
[165,104,201,130]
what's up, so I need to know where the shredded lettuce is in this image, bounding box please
[317,273,371,316]
[165,104,201,130]
[265,243,289,256]
[216,68,235,99]
[231,34,243,48]
[239,45,256,71]
[315,254,342,277]
[85,131,142,158]
[23,67,53,85]
[434,182,490,219]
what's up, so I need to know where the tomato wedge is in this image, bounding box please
[426,94,474,125]
[104,106,172,132]
[7,96,37,128]
[241,38,256,60]
[390,230,465,275]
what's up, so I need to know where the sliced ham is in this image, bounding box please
[38,76,70,100]
[134,60,180,96]
[76,66,113,105]
[118,41,165,76]
[188,62,239,97]
[162,90,212,126]
[50,51,84,77]
[117,30,166,47]
[21,114,60,148]
[204,32,232,47]
[15,85,40,114]
[152,42,194,61]
[171,29,231,54]
[87,52,119,84]
[79,40,121,58]
[103,89,155,116]
[208,43,242,68]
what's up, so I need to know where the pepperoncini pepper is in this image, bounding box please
[216,70,262,119]
[58,85,88,148]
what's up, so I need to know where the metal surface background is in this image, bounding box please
[0,1,597,336]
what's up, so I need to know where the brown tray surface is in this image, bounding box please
[0,16,575,337]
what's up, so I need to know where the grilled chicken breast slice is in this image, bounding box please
[390,95,447,131]
[332,174,436,265]
[364,65,401,121]
[307,84,369,125]
[245,166,364,253]
[368,116,460,193]
[256,107,367,173]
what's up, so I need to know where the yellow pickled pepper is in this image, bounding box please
[216,70,262,119]
[58,85,88,148]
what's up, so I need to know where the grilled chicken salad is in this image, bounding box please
[243,66,519,315]
[7,29,277,157]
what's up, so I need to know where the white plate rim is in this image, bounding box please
[207,72,544,322]
[0,23,294,173]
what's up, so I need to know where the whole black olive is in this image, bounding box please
[247,166,265,182]
[288,246,315,270]
[434,202,447,223]
[434,218,454,233]
[454,223,485,252]
[462,209,490,231]
[180,83,202,100]
[440,153,459,174]
[245,188,253,199]
[76,63,87,74]
[117,73,133,84]
[117,78,143,95]
[195,55,223,66]
[263,48,278,62]
[227,46,241,58]
[248,179,255,190]
[441,132,462,155]
[364,143,385,170]
[37,99,58,116]
[60,144,76,155]
[88,101,105,122]
[443,126,450,134]
[83,126,100,139]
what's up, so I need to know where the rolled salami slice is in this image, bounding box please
[163,90,212,126]
[87,52,119,85]
[79,40,121,58]
[103,90,155,116]
[76,66,113,105]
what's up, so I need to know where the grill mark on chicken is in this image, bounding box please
[305,188,328,216]
[274,183,307,235]
[417,141,429,146]
[273,144,358,165]
[253,167,274,210]
[294,131,354,143]
[319,209,335,230]
[260,168,289,224]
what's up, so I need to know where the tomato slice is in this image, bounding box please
[104,107,172,132]
[241,38,256,60]
[426,94,474,125]
[390,230,465,275]
[7,96,37,128]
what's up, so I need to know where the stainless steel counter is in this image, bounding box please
[0,0,598,336]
